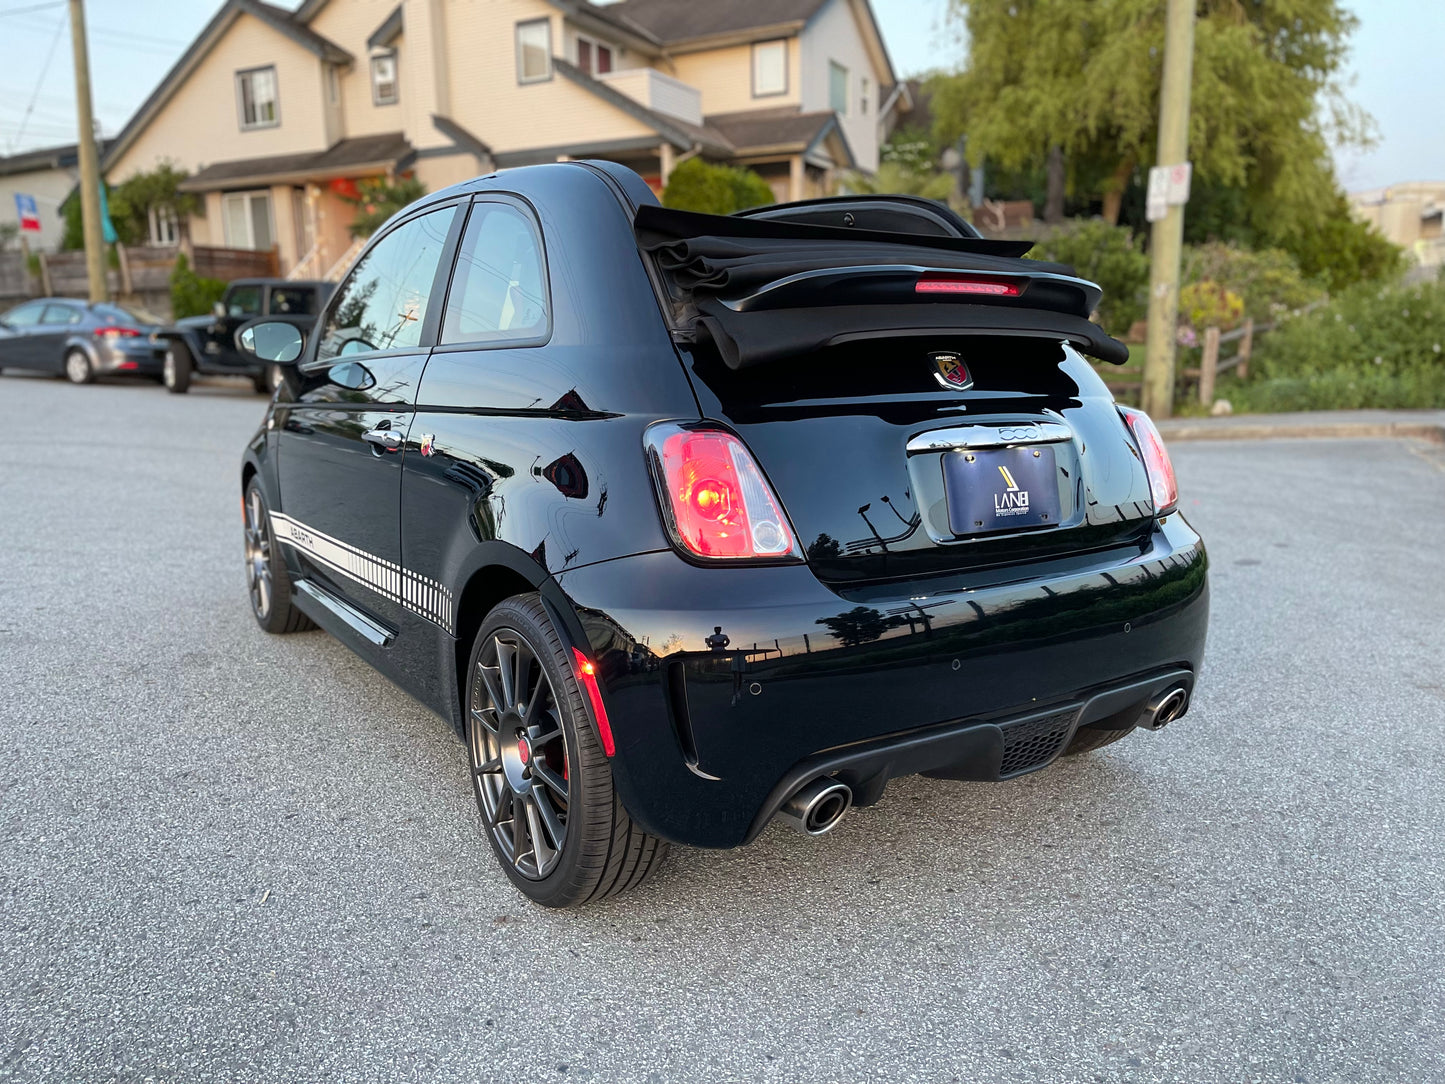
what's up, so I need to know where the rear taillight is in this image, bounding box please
[95,326,141,339]
[645,424,799,561]
[915,275,1021,297]
[1119,406,1178,515]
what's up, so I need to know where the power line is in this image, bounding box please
[0,1,64,16]
[8,10,68,155]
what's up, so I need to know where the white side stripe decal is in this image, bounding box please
[269,511,455,634]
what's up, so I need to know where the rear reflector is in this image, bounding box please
[571,648,615,756]
[116,361,138,371]
[915,275,1021,297]
[646,424,799,561]
[1119,406,1178,514]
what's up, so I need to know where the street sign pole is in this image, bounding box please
[1141,0,1197,419]
[68,0,108,303]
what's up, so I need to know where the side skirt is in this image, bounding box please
[293,578,396,648]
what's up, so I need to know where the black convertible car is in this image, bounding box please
[237,162,1208,908]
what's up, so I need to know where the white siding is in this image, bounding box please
[799,0,885,172]
[598,69,703,126]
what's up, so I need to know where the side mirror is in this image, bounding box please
[213,301,227,318]
[237,318,306,364]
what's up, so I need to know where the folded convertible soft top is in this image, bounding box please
[634,203,1129,368]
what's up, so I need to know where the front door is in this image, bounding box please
[0,301,49,369]
[273,202,462,643]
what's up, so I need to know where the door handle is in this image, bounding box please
[363,426,404,452]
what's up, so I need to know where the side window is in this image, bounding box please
[317,205,457,362]
[441,202,549,347]
[226,285,263,317]
[41,304,82,325]
[3,302,45,327]
[268,287,318,316]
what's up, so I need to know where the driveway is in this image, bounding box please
[2,375,1442,1083]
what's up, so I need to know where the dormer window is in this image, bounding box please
[371,51,399,105]
[576,35,613,76]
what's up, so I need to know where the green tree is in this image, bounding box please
[932,0,1371,229]
[661,158,775,215]
[342,176,428,239]
[64,162,198,249]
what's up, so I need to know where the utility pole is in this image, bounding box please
[68,0,107,303]
[1141,0,1197,418]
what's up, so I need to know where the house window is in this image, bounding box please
[576,36,613,76]
[327,64,340,105]
[861,76,870,115]
[148,205,179,246]
[753,40,787,97]
[829,61,849,115]
[516,19,552,83]
[221,191,275,251]
[371,51,399,105]
[237,66,279,130]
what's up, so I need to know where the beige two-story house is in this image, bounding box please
[101,0,906,279]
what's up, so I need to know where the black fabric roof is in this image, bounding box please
[634,204,1128,368]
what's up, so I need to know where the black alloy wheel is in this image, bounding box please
[465,595,667,907]
[242,480,313,634]
[471,627,573,880]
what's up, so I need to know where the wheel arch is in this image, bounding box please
[448,543,596,739]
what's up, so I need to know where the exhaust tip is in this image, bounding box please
[777,777,853,837]
[1145,687,1189,729]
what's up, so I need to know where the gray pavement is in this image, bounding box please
[2,373,1443,1084]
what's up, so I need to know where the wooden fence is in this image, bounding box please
[2,243,279,319]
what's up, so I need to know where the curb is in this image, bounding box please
[1157,421,1445,444]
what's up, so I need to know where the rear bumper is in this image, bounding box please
[95,342,164,375]
[556,515,1209,848]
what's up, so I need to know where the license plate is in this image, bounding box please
[943,446,1061,536]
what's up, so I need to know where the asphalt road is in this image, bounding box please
[2,373,1443,1084]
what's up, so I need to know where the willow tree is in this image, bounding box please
[932,0,1371,228]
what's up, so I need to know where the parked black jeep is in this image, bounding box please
[158,278,333,394]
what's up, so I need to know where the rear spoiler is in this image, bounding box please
[634,204,1129,368]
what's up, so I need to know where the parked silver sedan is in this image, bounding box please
[0,298,168,384]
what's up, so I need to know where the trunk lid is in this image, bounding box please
[681,335,1157,585]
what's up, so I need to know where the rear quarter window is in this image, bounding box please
[440,202,549,347]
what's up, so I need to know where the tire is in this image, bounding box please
[243,479,314,634]
[64,349,94,385]
[1062,722,1135,755]
[163,343,193,394]
[466,594,668,908]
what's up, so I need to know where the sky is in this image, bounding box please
[0,0,1438,191]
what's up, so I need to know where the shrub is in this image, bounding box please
[1227,276,1445,411]
[661,158,775,215]
[1027,219,1148,338]
[170,252,227,319]
[1183,243,1322,323]
[1179,280,1245,333]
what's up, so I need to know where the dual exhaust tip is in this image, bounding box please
[776,685,1189,836]
[1142,686,1189,730]
[777,776,853,836]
